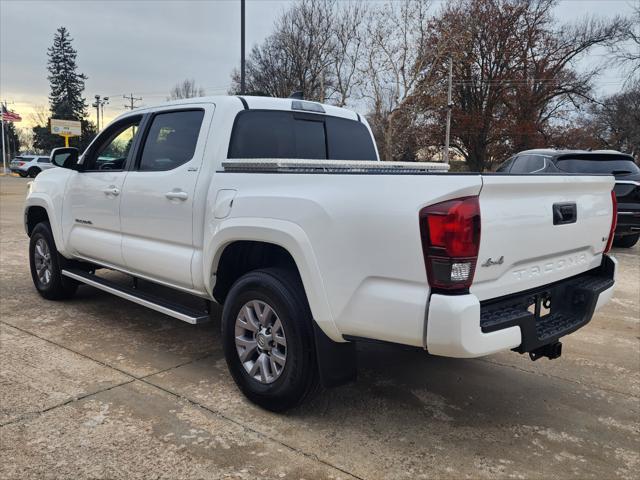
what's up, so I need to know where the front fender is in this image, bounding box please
[24,192,70,257]
[203,217,342,342]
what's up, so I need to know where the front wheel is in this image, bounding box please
[222,268,319,412]
[29,222,78,300]
[613,233,639,248]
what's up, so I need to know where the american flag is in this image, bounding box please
[1,105,21,122]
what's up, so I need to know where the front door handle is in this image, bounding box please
[165,190,189,201]
[103,186,120,196]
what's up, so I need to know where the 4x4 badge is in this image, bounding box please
[481,256,504,267]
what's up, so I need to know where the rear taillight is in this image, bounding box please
[17,162,25,166]
[604,190,617,253]
[419,196,481,292]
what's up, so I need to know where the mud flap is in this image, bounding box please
[313,322,357,388]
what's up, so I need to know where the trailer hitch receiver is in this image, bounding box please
[529,341,562,361]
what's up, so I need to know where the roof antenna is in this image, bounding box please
[289,91,304,100]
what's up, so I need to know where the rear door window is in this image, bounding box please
[510,155,545,173]
[138,110,204,171]
[38,157,50,163]
[495,157,514,172]
[228,110,377,161]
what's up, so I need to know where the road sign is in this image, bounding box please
[50,119,82,147]
[50,119,81,137]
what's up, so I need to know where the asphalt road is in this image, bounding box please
[1,175,638,479]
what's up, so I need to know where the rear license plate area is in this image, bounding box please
[526,292,552,319]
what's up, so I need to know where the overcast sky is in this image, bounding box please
[0,0,636,127]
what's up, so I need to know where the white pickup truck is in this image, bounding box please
[25,96,617,411]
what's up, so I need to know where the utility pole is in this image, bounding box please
[123,93,142,110]
[444,57,453,165]
[240,0,246,95]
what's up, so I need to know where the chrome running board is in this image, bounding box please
[61,269,210,324]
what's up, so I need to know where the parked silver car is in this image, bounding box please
[9,155,55,177]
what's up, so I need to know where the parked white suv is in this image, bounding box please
[10,154,55,177]
[23,96,617,411]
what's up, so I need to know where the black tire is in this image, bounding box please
[222,268,319,412]
[28,167,41,178]
[613,233,639,248]
[29,222,78,300]
[18,171,28,178]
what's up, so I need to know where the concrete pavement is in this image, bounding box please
[1,175,638,479]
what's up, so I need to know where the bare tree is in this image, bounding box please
[584,82,639,155]
[360,0,432,161]
[326,1,367,106]
[231,0,337,100]
[407,0,626,171]
[230,0,367,106]
[29,105,49,127]
[168,79,205,100]
[17,127,34,153]
[607,3,639,84]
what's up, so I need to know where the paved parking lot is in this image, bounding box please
[1,175,638,479]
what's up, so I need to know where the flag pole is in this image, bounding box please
[1,114,6,174]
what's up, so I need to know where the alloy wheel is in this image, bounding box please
[234,300,287,384]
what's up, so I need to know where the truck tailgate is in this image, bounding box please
[471,175,615,301]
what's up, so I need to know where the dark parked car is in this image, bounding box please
[497,149,640,248]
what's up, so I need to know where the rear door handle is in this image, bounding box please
[553,202,577,225]
[103,186,120,196]
[165,190,189,201]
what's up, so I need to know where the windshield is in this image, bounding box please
[556,158,640,174]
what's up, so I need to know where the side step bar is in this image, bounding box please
[61,269,210,324]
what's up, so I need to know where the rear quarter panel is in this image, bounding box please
[205,172,482,345]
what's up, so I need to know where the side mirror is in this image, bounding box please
[50,147,79,170]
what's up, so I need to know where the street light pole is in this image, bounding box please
[101,97,109,128]
[240,0,246,95]
[93,94,101,131]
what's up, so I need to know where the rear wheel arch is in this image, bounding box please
[206,221,341,342]
[213,241,302,304]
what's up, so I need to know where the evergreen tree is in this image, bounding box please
[47,26,88,119]
[33,27,96,153]
[2,121,21,160]
[6,122,21,158]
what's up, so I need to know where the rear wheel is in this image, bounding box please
[28,167,41,178]
[18,171,28,178]
[613,233,639,248]
[222,268,319,411]
[29,222,78,300]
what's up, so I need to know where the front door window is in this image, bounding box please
[84,118,141,171]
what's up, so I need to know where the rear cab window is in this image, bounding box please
[228,110,377,161]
